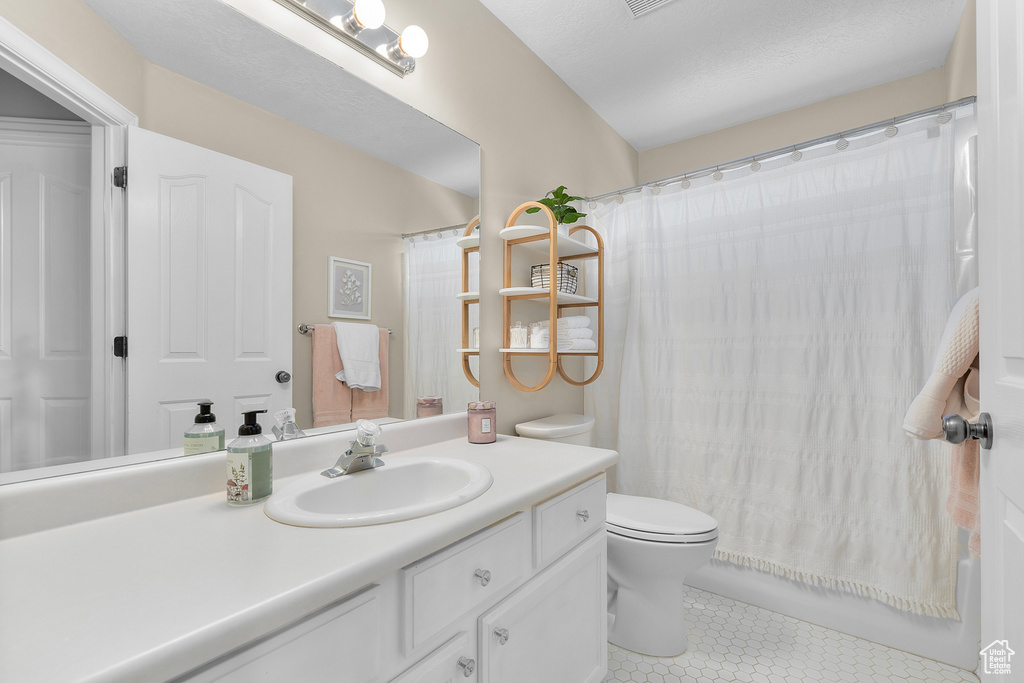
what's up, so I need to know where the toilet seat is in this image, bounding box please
[606,493,719,544]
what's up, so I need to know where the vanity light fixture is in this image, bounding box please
[273,0,428,77]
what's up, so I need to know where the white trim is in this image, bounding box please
[0,117,91,147]
[0,16,136,127]
[0,14,137,461]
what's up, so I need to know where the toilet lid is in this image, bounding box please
[606,493,719,543]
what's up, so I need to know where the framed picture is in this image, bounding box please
[328,256,372,320]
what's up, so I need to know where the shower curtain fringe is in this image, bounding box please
[714,549,962,620]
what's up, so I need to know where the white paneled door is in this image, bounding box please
[126,127,292,453]
[978,1,1024,680]
[0,119,92,472]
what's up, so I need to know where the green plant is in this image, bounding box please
[525,185,587,225]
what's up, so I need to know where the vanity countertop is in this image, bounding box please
[0,420,617,682]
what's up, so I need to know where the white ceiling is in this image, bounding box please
[479,0,969,151]
[81,0,480,197]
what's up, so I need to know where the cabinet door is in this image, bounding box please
[479,532,606,683]
[180,586,381,682]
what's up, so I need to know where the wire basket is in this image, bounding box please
[531,262,578,294]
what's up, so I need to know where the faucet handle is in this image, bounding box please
[355,419,382,447]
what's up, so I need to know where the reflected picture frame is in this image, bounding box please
[328,256,372,320]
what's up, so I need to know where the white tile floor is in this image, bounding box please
[604,587,979,683]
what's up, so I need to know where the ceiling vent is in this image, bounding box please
[623,0,679,18]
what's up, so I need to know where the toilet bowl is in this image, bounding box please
[514,414,720,658]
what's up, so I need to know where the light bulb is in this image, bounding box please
[353,0,385,30]
[399,25,429,58]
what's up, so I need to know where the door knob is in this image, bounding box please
[275,371,291,384]
[942,412,993,449]
[492,627,510,645]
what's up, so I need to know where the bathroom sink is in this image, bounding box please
[265,456,493,527]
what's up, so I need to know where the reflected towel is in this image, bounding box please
[352,328,390,420]
[312,324,352,427]
[333,322,381,390]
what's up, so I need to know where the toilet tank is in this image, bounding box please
[514,414,595,446]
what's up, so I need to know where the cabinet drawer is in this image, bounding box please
[391,632,476,683]
[180,585,381,683]
[533,476,606,568]
[403,514,529,652]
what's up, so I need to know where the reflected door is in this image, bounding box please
[0,119,91,472]
[126,127,292,453]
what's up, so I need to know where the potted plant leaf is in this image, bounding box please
[525,185,587,232]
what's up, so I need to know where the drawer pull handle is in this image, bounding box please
[474,569,492,586]
[457,656,476,677]
[493,627,510,645]
[577,509,590,523]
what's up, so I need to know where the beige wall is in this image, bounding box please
[638,0,978,184]
[0,0,639,435]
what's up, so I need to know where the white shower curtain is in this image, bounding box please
[585,107,976,618]
[404,232,478,418]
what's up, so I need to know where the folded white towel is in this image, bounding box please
[557,327,594,340]
[558,338,597,351]
[333,322,381,391]
[539,315,591,330]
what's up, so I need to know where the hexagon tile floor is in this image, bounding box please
[604,586,979,683]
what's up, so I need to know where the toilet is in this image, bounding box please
[515,414,720,658]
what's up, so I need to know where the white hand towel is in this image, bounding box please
[557,338,597,351]
[539,315,591,329]
[903,288,979,439]
[333,322,381,391]
[556,327,594,340]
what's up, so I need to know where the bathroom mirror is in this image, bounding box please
[0,0,479,480]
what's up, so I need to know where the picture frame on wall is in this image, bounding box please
[328,256,372,320]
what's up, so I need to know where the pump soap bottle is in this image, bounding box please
[184,401,225,455]
[226,410,273,506]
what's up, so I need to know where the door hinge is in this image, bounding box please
[113,166,127,189]
[113,336,128,358]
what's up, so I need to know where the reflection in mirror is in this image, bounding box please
[403,223,480,419]
[0,0,479,482]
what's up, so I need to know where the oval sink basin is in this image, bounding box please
[265,456,493,528]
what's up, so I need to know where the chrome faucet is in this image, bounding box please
[321,420,389,478]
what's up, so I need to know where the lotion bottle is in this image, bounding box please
[226,410,273,506]
[184,401,225,455]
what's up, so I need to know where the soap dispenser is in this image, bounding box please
[184,400,225,455]
[226,410,273,506]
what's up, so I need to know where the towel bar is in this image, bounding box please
[298,323,392,335]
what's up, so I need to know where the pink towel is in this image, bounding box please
[312,324,352,427]
[352,329,389,420]
[947,439,981,555]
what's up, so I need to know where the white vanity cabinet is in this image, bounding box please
[478,532,606,683]
[180,476,608,683]
[179,586,382,683]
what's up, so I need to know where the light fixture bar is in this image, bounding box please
[271,0,410,77]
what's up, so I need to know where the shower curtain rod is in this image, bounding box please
[401,222,469,240]
[586,95,977,203]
